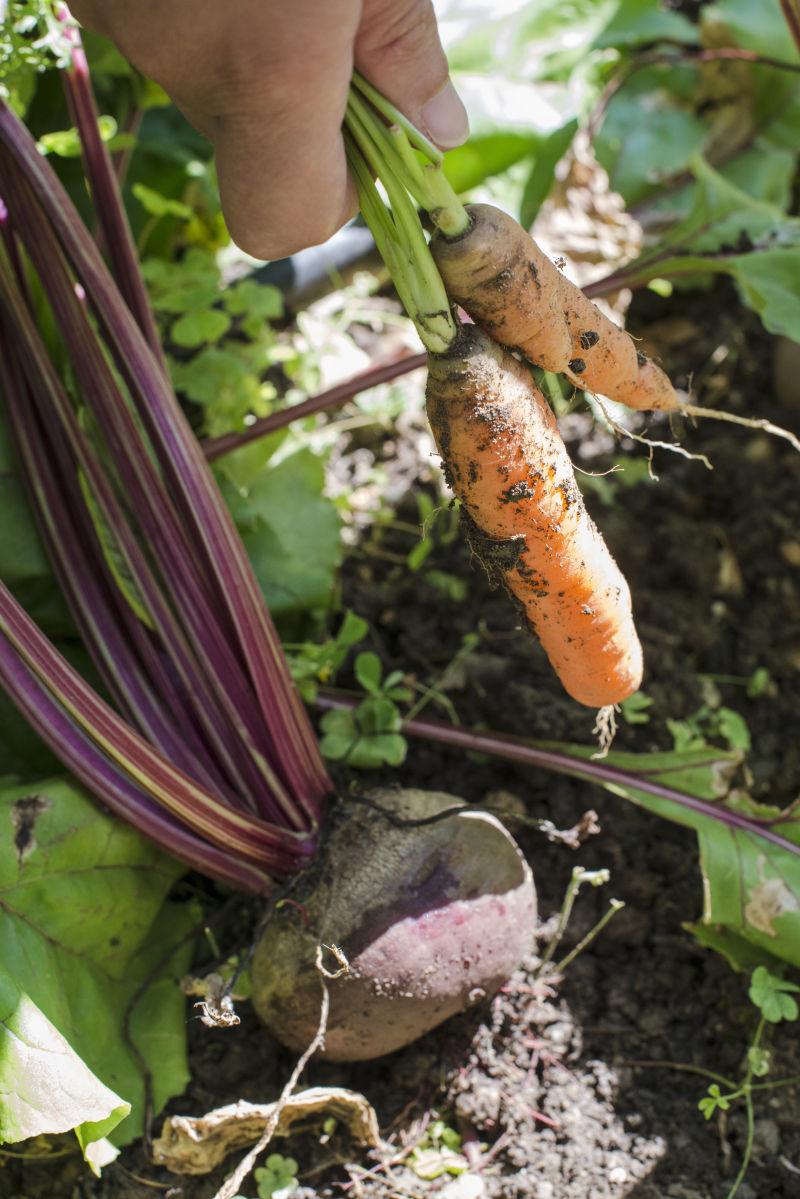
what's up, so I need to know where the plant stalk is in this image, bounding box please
[315,691,800,857]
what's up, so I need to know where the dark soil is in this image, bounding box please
[6,286,800,1199]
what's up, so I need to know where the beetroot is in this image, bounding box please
[251,789,536,1060]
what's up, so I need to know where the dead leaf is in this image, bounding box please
[10,795,52,864]
[532,129,643,322]
[152,1086,381,1175]
[745,862,800,937]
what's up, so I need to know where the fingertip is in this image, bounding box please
[420,79,469,150]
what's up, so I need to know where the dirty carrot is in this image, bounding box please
[430,202,679,413]
[426,323,643,708]
[429,202,800,454]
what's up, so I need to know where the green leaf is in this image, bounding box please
[443,0,615,78]
[621,159,800,340]
[541,741,800,969]
[319,707,359,759]
[519,118,578,229]
[132,182,192,220]
[170,308,231,348]
[747,1046,771,1077]
[38,116,118,158]
[289,612,368,701]
[704,0,800,63]
[619,691,653,726]
[593,0,697,49]
[697,804,800,971]
[443,132,540,196]
[424,570,468,602]
[171,346,258,405]
[595,67,707,205]
[223,279,284,322]
[255,1154,299,1199]
[725,247,800,341]
[715,707,751,753]
[227,450,341,620]
[685,922,786,974]
[336,611,369,650]
[407,537,433,572]
[354,651,383,695]
[749,966,800,1023]
[0,989,130,1148]
[151,283,220,314]
[699,1083,730,1119]
[0,778,194,1150]
[214,431,288,493]
[319,701,407,769]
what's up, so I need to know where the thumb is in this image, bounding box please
[355,0,469,150]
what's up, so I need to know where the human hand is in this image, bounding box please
[69,0,469,260]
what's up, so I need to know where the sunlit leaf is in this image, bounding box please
[0,778,194,1150]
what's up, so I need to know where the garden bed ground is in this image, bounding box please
[5,286,800,1199]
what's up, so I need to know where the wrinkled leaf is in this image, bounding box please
[0,778,194,1149]
[152,1086,380,1175]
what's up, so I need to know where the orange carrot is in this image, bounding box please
[426,324,643,708]
[431,203,680,413]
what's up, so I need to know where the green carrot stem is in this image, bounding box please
[343,77,469,348]
[343,130,456,353]
[351,70,443,163]
[347,85,467,234]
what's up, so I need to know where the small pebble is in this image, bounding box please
[608,1166,628,1184]
[754,1116,781,1156]
[439,1175,485,1199]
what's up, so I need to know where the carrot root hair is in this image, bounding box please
[680,404,800,454]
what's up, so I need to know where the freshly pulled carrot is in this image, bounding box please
[426,324,643,708]
[431,203,680,413]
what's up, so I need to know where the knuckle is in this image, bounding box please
[361,0,443,69]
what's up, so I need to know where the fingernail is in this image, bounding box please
[421,79,469,149]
